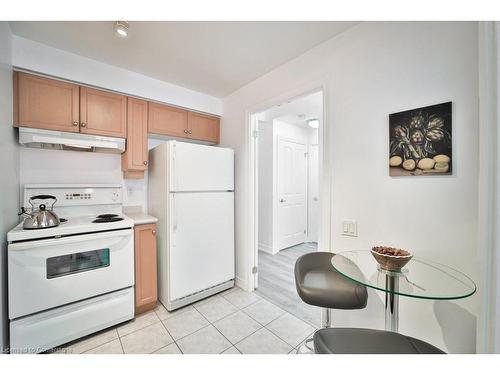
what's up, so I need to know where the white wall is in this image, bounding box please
[11,36,222,116]
[0,22,18,352]
[221,22,479,353]
[18,145,155,213]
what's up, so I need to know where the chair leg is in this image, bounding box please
[324,308,332,328]
[297,308,331,354]
[296,338,315,354]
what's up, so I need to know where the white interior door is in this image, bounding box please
[277,138,307,250]
[169,192,235,301]
[308,144,319,242]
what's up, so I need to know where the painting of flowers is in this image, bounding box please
[389,102,452,176]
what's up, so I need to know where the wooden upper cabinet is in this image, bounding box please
[188,112,220,143]
[14,72,80,132]
[148,102,188,138]
[122,98,148,177]
[80,87,127,138]
[134,223,158,314]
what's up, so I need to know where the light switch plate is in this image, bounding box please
[342,220,358,237]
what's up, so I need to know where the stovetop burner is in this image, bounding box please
[92,217,124,223]
[96,214,119,219]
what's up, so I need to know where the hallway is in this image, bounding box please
[256,242,321,328]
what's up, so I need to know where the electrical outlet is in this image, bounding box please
[342,220,358,237]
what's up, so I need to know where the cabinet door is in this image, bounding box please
[79,87,127,138]
[15,72,80,132]
[122,98,148,175]
[188,112,220,143]
[134,224,158,314]
[148,102,188,137]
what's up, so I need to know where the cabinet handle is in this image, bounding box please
[143,161,148,165]
[188,130,192,134]
[152,229,156,235]
[183,129,188,134]
[72,121,79,126]
[80,122,87,128]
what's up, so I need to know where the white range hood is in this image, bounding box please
[18,127,126,154]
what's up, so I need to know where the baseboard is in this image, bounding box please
[258,242,274,254]
[235,275,249,291]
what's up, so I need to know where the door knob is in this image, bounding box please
[80,122,87,128]
[143,161,148,165]
[280,199,286,203]
[72,121,78,126]
[184,129,188,134]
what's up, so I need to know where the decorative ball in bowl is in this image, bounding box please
[371,246,413,271]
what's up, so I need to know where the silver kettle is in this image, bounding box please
[19,195,60,229]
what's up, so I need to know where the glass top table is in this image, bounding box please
[331,250,476,332]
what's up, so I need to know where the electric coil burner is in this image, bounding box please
[93,214,124,223]
[93,217,124,223]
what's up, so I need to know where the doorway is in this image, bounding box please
[252,90,324,328]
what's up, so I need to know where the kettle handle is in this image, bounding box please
[29,195,57,210]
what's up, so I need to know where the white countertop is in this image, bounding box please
[123,211,158,225]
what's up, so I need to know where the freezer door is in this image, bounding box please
[169,192,234,301]
[170,141,234,192]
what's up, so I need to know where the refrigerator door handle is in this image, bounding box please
[172,194,178,231]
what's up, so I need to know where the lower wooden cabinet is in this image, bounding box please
[134,223,158,314]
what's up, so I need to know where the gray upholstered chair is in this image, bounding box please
[294,252,368,352]
[313,328,445,354]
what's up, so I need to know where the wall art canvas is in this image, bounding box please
[389,102,452,176]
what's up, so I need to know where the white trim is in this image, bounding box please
[235,275,248,292]
[246,78,332,297]
[477,21,500,354]
[258,243,274,255]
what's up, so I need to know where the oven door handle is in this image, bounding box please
[8,229,133,251]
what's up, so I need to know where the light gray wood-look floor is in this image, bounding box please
[256,242,321,328]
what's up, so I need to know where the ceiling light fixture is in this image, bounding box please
[114,21,129,38]
[307,119,320,129]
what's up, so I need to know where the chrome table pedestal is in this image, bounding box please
[384,272,400,332]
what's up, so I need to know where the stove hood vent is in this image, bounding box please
[18,127,125,154]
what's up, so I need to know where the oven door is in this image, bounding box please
[8,229,134,320]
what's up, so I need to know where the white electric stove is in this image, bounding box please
[7,184,135,354]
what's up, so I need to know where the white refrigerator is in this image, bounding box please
[148,141,235,311]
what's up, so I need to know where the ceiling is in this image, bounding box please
[9,21,356,97]
[259,90,323,127]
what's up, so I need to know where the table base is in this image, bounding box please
[384,273,399,332]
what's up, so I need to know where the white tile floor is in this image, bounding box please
[52,286,316,354]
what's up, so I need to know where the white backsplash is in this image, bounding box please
[19,147,148,212]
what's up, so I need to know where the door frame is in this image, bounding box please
[275,136,308,252]
[246,80,331,292]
